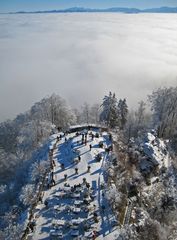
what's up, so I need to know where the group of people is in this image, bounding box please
[47,136,60,189]
[80,131,96,145]
[81,132,88,145]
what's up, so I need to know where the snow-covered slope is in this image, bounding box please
[25,129,119,240]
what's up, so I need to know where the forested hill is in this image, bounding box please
[0,87,177,239]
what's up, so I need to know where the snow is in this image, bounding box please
[140,132,170,171]
[27,129,119,239]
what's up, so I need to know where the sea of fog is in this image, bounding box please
[0,13,177,121]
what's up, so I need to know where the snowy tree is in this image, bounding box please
[0,148,18,183]
[31,160,49,184]
[30,94,76,129]
[149,87,177,138]
[138,218,168,240]
[118,98,128,130]
[100,92,118,128]
[19,184,36,207]
[17,120,52,159]
[124,102,151,141]
[73,103,100,125]
[1,210,24,240]
[0,120,19,153]
[118,225,137,240]
[106,187,123,209]
[109,94,119,128]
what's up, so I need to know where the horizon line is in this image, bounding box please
[1,5,177,14]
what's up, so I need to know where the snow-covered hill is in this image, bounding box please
[23,127,120,240]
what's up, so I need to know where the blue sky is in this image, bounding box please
[0,0,177,12]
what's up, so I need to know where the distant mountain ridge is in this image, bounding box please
[9,6,177,14]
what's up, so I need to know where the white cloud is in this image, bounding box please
[0,13,177,121]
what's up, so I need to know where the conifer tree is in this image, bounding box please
[118,98,128,130]
[100,92,119,128]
